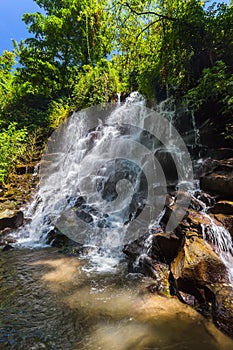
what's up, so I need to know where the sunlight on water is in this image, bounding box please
[1,249,233,349]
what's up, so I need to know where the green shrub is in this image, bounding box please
[0,123,27,184]
[72,59,120,109]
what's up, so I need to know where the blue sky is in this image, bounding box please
[0,0,41,54]
[0,0,231,55]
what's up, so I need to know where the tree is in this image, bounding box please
[0,51,15,114]
[112,0,233,101]
[14,0,113,96]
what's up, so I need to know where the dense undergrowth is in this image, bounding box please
[0,0,233,185]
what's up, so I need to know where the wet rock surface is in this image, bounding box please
[2,151,233,339]
[200,158,233,199]
[0,209,24,231]
[123,187,233,338]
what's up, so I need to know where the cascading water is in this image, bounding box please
[16,91,233,278]
[190,191,233,283]
[201,214,233,283]
[16,92,194,271]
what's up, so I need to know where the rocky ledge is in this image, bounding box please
[0,162,39,246]
[123,200,233,338]
[2,155,233,338]
[123,154,233,339]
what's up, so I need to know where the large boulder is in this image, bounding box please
[123,227,184,265]
[213,214,233,238]
[208,200,233,239]
[211,200,233,215]
[171,235,233,337]
[0,209,24,231]
[200,158,233,199]
[213,285,233,336]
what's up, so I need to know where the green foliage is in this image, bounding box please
[47,97,72,129]
[0,0,233,185]
[72,59,120,108]
[186,61,232,108]
[186,60,233,138]
[14,0,113,96]
[0,123,27,183]
[0,51,15,111]
[113,0,233,101]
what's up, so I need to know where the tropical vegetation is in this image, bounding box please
[0,0,233,183]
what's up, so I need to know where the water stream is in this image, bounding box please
[2,93,233,348]
[1,248,233,350]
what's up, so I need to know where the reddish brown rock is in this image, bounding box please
[214,214,233,238]
[211,201,233,215]
[200,158,233,199]
[171,235,233,337]
[150,231,184,263]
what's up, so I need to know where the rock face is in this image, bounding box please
[200,158,233,199]
[211,200,233,215]
[123,198,233,338]
[0,209,24,231]
[171,235,233,336]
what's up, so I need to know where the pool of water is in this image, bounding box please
[0,248,233,350]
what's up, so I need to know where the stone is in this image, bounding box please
[171,235,233,337]
[46,228,81,253]
[176,209,215,238]
[15,162,38,175]
[211,201,233,215]
[2,244,14,251]
[214,214,233,238]
[208,148,233,160]
[213,285,233,337]
[171,236,228,289]
[123,232,151,261]
[200,158,233,199]
[0,209,24,231]
[194,191,216,208]
[150,231,184,263]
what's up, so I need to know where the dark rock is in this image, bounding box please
[46,228,81,252]
[194,191,216,208]
[176,209,214,238]
[150,231,184,263]
[2,244,14,251]
[211,201,233,215]
[208,148,233,160]
[123,232,151,261]
[213,285,233,337]
[154,148,178,187]
[15,162,38,175]
[200,158,233,199]
[0,210,24,231]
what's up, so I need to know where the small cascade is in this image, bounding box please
[191,191,233,283]
[191,110,201,147]
[201,214,233,283]
[156,97,176,138]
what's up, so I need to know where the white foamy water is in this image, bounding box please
[201,213,233,283]
[16,92,194,271]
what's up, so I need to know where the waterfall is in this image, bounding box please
[16,92,194,270]
[14,91,233,276]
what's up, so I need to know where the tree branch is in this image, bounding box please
[125,2,184,23]
[136,19,161,39]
